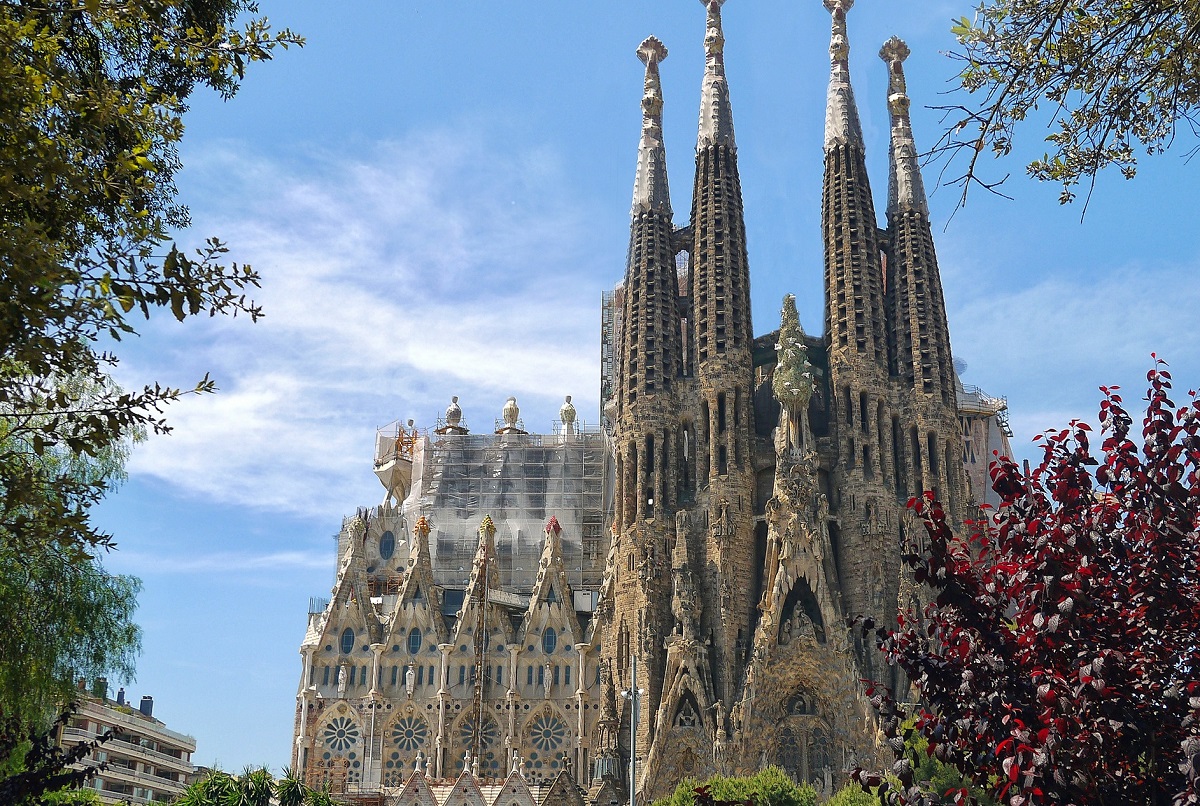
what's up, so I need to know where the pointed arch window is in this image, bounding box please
[379,530,395,560]
[407,627,422,655]
[542,628,557,654]
[340,628,354,655]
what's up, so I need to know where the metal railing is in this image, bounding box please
[61,727,192,772]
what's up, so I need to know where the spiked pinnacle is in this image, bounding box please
[880,36,928,218]
[632,36,671,216]
[823,0,864,151]
[697,0,735,149]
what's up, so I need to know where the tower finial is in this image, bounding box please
[823,0,864,150]
[880,36,928,217]
[632,36,671,215]
[697,0,735,148]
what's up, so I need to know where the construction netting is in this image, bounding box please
[394,426,611,594]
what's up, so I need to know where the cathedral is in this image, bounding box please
[292,2,1012,803]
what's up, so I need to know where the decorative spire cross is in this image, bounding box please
[823,0,864,150]
[698,0,735,148]
[632,36,672,215]
[879,36,928,217]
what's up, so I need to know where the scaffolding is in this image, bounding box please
[399,426,609,594]
[600,287,623,433]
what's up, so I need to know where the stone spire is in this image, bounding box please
[880,37,955,406]
[697,0,735,149]
[687,0,756,716]
[823,0,864,151]
[820,0,887,368]
[881,37,928,218]
[632,37,671,216]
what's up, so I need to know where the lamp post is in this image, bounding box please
[621,656,644,806]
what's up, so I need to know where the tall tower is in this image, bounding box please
[687,0,756,710]
[819,0,895,636]
[604,33,680,766]
[880,37,967,516]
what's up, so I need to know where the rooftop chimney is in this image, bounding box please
[139,696,154,717]
[116,687,126,706]
[92,677,108,701]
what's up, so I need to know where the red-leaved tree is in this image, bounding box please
[854,359,1200,806]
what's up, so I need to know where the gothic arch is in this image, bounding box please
[778,576,826,644]
[311,708,364,792]
[671,690,704,730]
[381,709,432,786]
[519,703,573,784]
[452,711,504,778]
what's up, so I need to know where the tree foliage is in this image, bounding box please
[0,0,299,563]
[174,767,338,806]
[0,704,110,806]
[651,767,816,806]
[854,359,1200,805]
[935,0,1200,207]
[0,0,298,728]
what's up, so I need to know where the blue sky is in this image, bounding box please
[90,1,1200,773]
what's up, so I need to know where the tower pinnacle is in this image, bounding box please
[632,37,671,216]
[823,0,864,150]
[697,0,735,149]
[880,36,928,217]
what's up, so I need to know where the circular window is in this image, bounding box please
[379,530,395,560]
[321,716,360,753]
[529,713,567,753]
[390,716,429,751]
[456,716,501,774]
[340,628,354,655]
[542,628,557,654]
[407,627,422,655]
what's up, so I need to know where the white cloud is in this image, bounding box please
[120,131,608,518]
[112,548,331,575]
[945,252,1200,460]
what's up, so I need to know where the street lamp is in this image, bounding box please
[621,656,644,806]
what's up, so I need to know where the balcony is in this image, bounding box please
[61,727,193,773]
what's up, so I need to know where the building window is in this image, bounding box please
[379,530,395,560]
[527,666,534,686]
[391,666,398,686]
[322,667,330,686]
[565,665,571,687]
[417,665,424,685]
[407,627,422,655]
[537,666,545,686]
[349,666,356,686]
[542,628,557,654]
[458,666,465,686]
[340,628,354,655]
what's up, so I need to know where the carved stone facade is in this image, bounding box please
[595,2,983,802]
[294,4,1009,803]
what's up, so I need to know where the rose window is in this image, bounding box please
[322,717,360,753]
[391,716,428,752]
[455,716,501,774]
[529,713,567,753]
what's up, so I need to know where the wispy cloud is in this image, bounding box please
[117,130,608,519]
[113,548,331,575]
[944,248,1200,459]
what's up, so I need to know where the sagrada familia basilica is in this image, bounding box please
[291,2,1013,804]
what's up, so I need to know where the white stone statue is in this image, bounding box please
[406,663,416,698]
[560,395,577,434]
